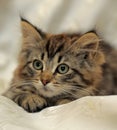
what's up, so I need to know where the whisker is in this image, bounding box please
[73,85,93,95]
[10,79,93,99]
[10,79,39,88]
[60,88,79,99]
[58,84,92,99]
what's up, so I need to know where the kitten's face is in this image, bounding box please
[21,42,78,97]
[12,20,105,99]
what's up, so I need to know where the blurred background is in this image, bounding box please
[0,0,117,94]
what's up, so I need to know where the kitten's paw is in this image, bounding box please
[15,94,47,113]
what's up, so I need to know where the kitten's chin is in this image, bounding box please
[37,82,62,98]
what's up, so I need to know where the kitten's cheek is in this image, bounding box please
[51,79,58,84]
[38,80,43,85]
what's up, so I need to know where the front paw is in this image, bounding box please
[14,94,47,113]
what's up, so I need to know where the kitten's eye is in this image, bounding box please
[33,60,43,70]
[57,64,69,74]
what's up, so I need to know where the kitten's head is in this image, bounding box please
[12,20,105,98]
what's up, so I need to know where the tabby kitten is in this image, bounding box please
[3,19,117,113]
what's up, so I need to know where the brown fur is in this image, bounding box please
[3,19,117,113]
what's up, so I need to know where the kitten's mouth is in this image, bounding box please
[37,81,64,97]
[42,85,49,91]
[39,83,54,92]
[38,86,55,97]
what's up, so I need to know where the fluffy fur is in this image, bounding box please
[3,19,117,112]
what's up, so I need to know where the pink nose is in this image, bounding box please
[41,79,50,86]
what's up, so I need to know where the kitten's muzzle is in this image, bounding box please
[40,71,53,86]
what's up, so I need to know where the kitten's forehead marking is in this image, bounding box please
[43,52,64,73]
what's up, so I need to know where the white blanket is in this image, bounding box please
[0,95,117,130]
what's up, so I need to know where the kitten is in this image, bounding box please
[3,19,117,113]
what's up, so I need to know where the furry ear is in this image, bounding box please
[75,33,105,65]
[21,19,43,46]
[77,32,100,50]
[18,19,45,64]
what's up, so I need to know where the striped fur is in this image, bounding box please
[3,20,117,113]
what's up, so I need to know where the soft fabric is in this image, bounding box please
[0,95,117,130]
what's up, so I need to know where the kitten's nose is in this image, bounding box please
[41,70,53,86]
[41,79,50,86]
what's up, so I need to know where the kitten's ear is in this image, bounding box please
[77,32,99,49]
[76,33,105,65]
[21,19,43,44]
